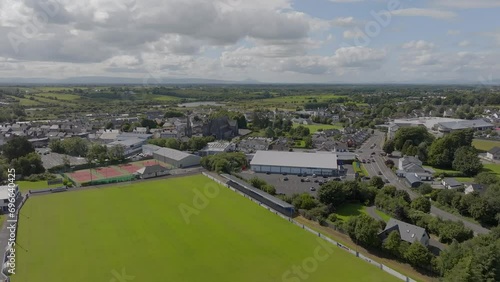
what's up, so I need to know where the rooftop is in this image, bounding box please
[250,150,337,170]
[382,218,428,244]
[0,185,18,200]
[154,147,199,161]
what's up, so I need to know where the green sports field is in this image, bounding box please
[14,175,399,282]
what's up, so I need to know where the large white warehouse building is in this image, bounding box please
[250,150,339,176]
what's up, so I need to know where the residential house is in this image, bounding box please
[398,156,422,171]
[442,178,463,189]
[379,218,430,247]
[464,184,485,195]
[487,147,500,161]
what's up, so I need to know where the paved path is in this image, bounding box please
[365,206,383,221]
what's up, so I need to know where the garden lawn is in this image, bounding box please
[472,139,500,152]
[335,203,368,221]
[16,180,52,193]
[293,123,343,132]
[14,175,399,282]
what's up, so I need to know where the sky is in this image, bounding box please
[0,0,499,83]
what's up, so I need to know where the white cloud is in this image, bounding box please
[458,40,471,47]
[391,8,457,20]
[402,40,436,51]
[343,29,365,39]
[331,17,358,27]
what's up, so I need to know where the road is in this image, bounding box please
[357,131,490,235]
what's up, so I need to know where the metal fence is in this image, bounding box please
[202,172,417,282]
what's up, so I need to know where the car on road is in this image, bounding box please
[310,187,316,191]
[366,160,371,163]
[266,172,271,175]
[371,152,376,155]
[362,159,366,163]
[283,177,289,181]
[384,179,390,183]
[378,171,382,175]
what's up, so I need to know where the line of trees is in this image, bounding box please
[200,152,248,174]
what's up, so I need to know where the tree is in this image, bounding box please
[264,127,275,138]
[304,136,313,149]
[428,129,474,169]
[382,230,401,257]
[140,118,157,129]
[2,136,34,161]
[411,197,431,213]
[107,145,125,162]
[292,193,317,210]
[62,137,89,157]
[474,172,499,186]
[87,143,108,164]
[105,122,114,129]
[317,181,346,207]
[404,242,433,268]
[49,139,65,154]
[345,214,381,248]
[10,152,45,176]
[452,146,483,176]
[369,176,385,189]
[164,110,184,118]
[393,127,434,151]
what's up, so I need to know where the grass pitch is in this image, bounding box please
[14,175,399,282]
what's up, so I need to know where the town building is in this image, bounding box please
[250,150,339,176]
[487,147,500,161]
[153,148,201,168]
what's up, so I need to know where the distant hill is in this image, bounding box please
[0,76,261,85]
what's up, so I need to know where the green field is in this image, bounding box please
[483,163,500,175]
[293,123,343,133]
[16,181,52,192]
[265,94,347,103]
[335,203,368,221]
[472,139,500,152]
[36,93,81,101]
[14,175,399,282]
[335,203,391,223]
[353,162,369,177]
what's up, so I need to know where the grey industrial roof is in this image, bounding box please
[154,147,199,161]
[108,138,144,147]
[438,119,493,130]
[220,174,294,209]
[382,218,428,244]
[250,150,337,170]
[335,152,357,161]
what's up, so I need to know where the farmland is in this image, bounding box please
[13,175,399,282]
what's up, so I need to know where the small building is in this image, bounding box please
[153,148,201,168]
[464,183,485,195]
[135,165,169,179]
[437,119,494,134]
[442,178,463,189]
[379,218,430,247]
[221,174,295,217]
[486,147,500,161]
[0,185,21,214]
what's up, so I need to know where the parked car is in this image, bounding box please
[332,178,341,181]
[314,179,319,183]
[310,187,316,191]
[304,178,311,182]
[297,173,303,177]
[312,174,317,178]
[283,177,289,181]
[384,179,390,183]
[371,152,376,155]
[266,172,271,175]
[378,171,382,175]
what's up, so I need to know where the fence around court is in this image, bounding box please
[75,174,137,187]
[202,172,416,282]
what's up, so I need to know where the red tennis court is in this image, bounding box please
[67,170,102,183]
[95,167,124,178]
[118,163,141,174]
